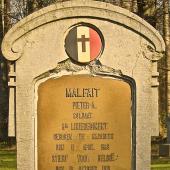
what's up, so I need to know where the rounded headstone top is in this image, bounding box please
[1,0,165,61]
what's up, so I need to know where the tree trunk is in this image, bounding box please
[137,0,157,26]
[163,0,170,116]
[137,0,144,17]
[27,0,39,14]
[120,0,132,11]
[132,0,138,13]
[4,0,11,32]
[0,0,9,142]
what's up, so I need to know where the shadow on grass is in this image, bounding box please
[0,150,16,170]
[151,157,170,170]
[1,149,170,170]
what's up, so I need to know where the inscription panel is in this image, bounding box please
[37,75,132,170]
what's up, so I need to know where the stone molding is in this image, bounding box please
[2,0,165,61]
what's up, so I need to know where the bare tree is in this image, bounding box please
[120,0,132,11]
[0,0,9,142]
[163,0,170,141]
[137,0,157,26]
[132,0,138,13]
[4,0,11,32]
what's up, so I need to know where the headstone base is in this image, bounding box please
[159,144,170,157]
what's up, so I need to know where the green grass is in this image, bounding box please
[151,157,170,170]
[0,150,16,170]
[151,165,170,170]
[0,150,170,170]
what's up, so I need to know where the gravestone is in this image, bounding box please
[159,144,170,157]
[160,117,170,157]
[167,118,170,143]
[1,1,165,170]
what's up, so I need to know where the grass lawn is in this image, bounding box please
[0,150,16,170]
[151,157,170,170]
[0,150,170,170]
[151,164,170,170]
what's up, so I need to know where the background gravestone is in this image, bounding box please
[1,1,165,170]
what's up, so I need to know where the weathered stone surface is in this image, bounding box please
[1,0,165,170]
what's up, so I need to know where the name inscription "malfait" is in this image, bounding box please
[66,88,100,98]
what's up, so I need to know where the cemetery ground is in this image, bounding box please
[0,145,170,170]
[151,158,170,170]
[0,143,16,170]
